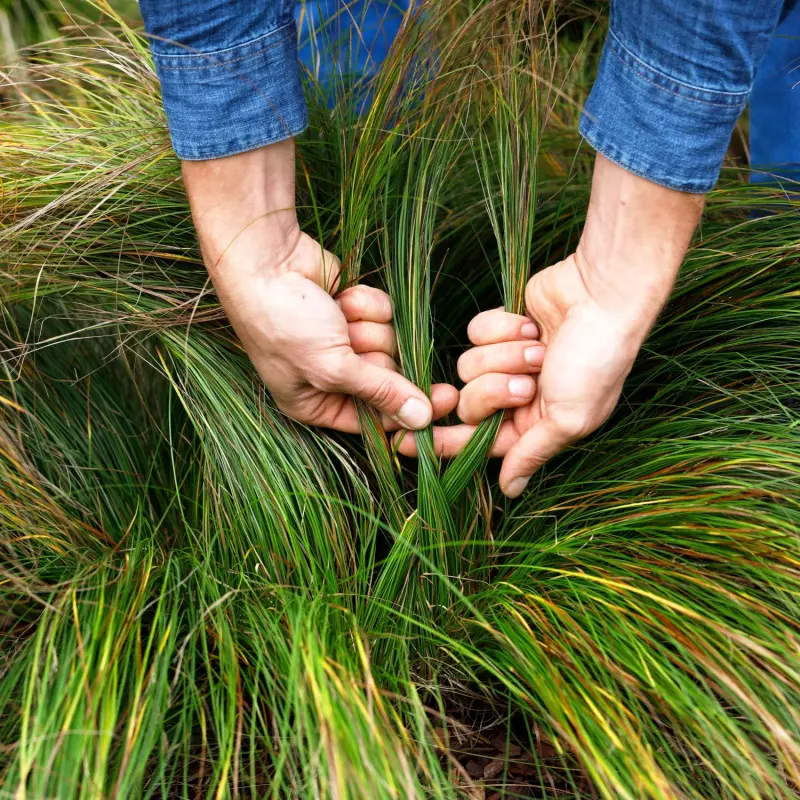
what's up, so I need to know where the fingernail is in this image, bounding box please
[508,376,534,397]
[521,322,538,339]
[505,476,529,498]
[396,397,431,430]
[524,346,543,365]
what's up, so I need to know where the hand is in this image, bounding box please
[215,229,458,432]
[181,140,457,433]
[395,255,644,494]
[395,154,705,497]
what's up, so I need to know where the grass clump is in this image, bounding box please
[1,2,800,798]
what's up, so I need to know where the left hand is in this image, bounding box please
[393,253,646,497]
[393,153,705,498]
[181,142,458,434]
[214,228,458,433]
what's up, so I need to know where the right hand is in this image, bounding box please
[182,141,457,434]
[394,252,644,494]
[214,229,458,433]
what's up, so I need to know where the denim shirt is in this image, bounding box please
[139,0,795,193]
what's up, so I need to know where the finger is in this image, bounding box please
[348,321,398,356]
[322,383,456,434]
[432,383,460,419]
[337,358,454,429]
[499,416,574,498]
[383,383,459,432]
[468,308,539,345]
[457,341,545,383]
[360,351,397,371]
[323,351,432,430]
[457,373,535,425]
[336,285,392,323]
[393,420,520,458]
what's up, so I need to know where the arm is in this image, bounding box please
[138,1,450,431]
[397,0,788,494]
[397,154,702,492]
[182,141,448,431]
[475,154,703,497]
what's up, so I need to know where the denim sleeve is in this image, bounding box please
[580,0,788,193]
[138,0,307,160]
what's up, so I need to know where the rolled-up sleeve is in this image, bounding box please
[580,0,788,193]
[139,0,307,160]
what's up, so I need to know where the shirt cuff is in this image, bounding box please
[579,28,748,194]
[151,23,308,161]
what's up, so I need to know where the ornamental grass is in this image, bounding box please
[1,2,799,798]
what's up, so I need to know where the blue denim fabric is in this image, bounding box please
[139,0,408,159]
[580,0,793,193]
[143,0,796,193]
[139,0,307,160]
[296,0,410,88]
[750,2,800,183]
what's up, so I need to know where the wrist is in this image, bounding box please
[576,153,705,337]
[182,139,301,282]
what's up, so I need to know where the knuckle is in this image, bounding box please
[552,408,594,440]
[518,451,547,473]
[456,352,472,383]
[466,315,483,343]
[350,283,369,301]
[318,353,350,390]
[344,288,366,316]
[364,377,399,408]
[456,398,473,423]
[364,322,384,348]
[524,273,541,314]
[363,324,389,352]
[471,348,487,376]
[348,319,368,343]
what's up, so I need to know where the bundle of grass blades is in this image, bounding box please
[2,1,800,798]
[439,0,560,499]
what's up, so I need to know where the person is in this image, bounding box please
[138,0,798,499]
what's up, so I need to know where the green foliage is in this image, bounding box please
[1,3,800,798]
[0,0,138,63]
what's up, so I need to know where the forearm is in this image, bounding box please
[576,154,705,339]
[182,140,300,286]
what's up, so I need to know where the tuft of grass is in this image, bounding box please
[1,3,799,798]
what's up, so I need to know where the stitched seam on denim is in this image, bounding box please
[580,114,713,192]
[155,23,294,70]
[152,18,292,59]
[605,40,747,110]
[608,28,750,103]
[176,125,308,160]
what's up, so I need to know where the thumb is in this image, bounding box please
[292,236,342,294]
[329,352,433,430]
[499,415,573,498]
